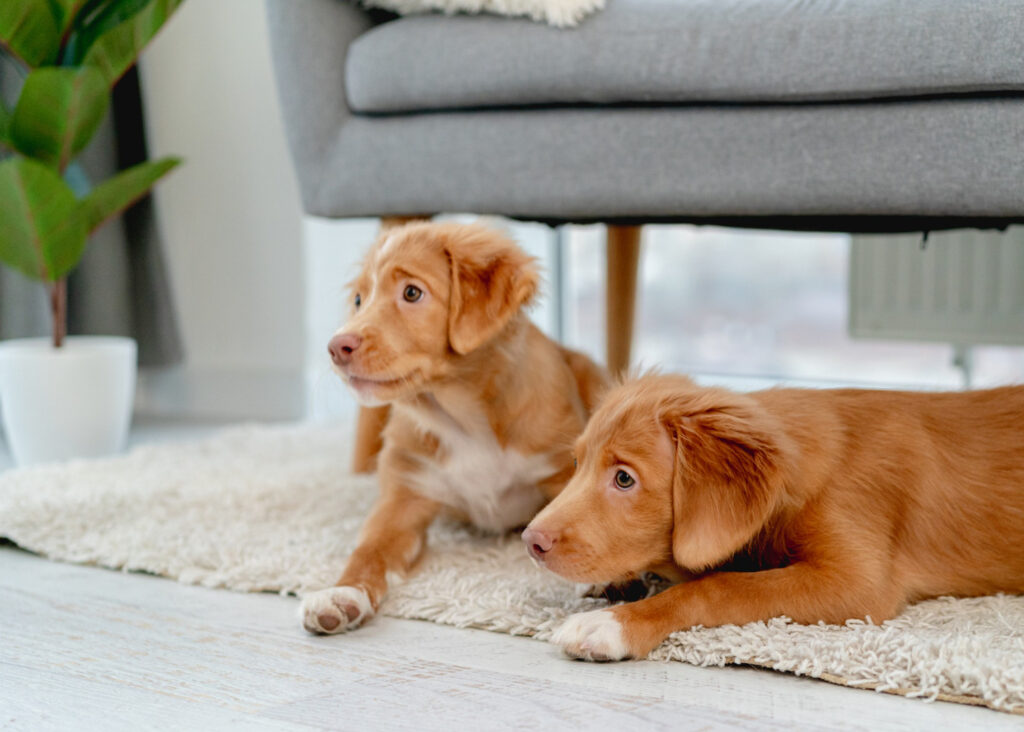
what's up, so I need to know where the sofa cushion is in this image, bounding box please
[345,0,1024,113]
[310,98,1024,223]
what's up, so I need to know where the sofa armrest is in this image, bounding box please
[266,0,377,214]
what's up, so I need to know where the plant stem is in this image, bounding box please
[50,279,67,349]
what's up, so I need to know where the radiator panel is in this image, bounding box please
[849,229,1024,346]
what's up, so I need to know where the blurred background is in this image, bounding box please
[10,0,1018,431]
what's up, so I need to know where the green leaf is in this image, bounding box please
[81,0,183,87]
[77,156,180,234]
[76,0,117,27]
[60,0,114,65]
[50,0,91,36]
[0,0,62,67]
[0,100,10,146]
[70,0,152,64]
[0,156,86,282]
[10,66,109,171]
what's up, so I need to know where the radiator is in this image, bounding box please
[848,229,1024,346]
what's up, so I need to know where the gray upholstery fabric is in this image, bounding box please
[346,0,1024,113]
[265,0,1024,228]
[266,0,377,210]
[310,98,1024,222]
[68,69,183,367]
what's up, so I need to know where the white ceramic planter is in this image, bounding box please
[0,336,137,467]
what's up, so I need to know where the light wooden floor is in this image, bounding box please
[0,425,1017,730]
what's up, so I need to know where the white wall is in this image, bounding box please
[137,0,306,419]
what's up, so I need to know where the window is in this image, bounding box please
[560,225,1024,390]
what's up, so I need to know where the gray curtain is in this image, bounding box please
[0,59,182,367]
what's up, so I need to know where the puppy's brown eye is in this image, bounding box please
[614,470,635,490]
[573,457,578,469]
[354,294,361,308]
[403,285,423,302]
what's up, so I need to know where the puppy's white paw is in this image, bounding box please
[552,609,630,662]
[299,586,374,635]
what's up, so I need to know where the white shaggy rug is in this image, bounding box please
[361,0,604,27]
[1,423,1022,715]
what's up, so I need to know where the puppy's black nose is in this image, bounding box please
[522,527,555,562]
[328,333,362,365]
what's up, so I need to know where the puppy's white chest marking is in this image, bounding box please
[401,402,555,532]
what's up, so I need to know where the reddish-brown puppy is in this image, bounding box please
[524,373,1024,661]
[299,222,608,634]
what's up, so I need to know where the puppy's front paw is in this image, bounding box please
[299,586,375,635]
[551,609,631,662]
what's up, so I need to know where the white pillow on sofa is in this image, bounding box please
[362,0,604,27]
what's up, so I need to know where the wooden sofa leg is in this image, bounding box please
[605,225,642,377]
[351,215,432,474]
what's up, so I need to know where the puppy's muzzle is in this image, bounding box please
[522,527,555,562]
[329,333,362,366]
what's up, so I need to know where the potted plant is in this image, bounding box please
[0,0,183,466]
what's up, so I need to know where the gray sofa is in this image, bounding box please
[266,0,1024,471]
[267,0,1024,230]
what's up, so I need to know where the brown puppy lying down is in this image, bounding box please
[523,373,1024,661]
[300,222,608,634]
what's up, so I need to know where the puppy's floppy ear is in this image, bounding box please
[444,225,539,355]
[664,390,789,571]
